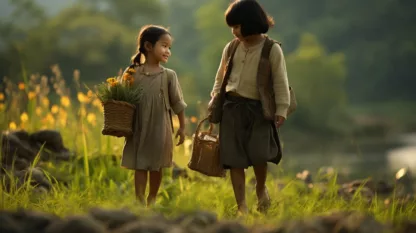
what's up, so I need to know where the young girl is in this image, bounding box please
[121,25,187,206]
[210,0,290,215]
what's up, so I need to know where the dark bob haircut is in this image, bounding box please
[225,0,275,37]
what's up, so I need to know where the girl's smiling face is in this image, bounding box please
[151,34,172,63]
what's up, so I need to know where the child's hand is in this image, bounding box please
[175,127,185,146]
[274,115,285,128]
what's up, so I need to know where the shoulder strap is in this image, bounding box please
[261,36,281,60]
[226,38,240,61]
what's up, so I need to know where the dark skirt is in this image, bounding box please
[219,93,282,169]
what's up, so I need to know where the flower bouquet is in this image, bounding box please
[96,67,142,137]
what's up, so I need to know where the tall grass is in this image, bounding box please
[0,65,415,225]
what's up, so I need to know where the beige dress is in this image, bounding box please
[121,66,187,171]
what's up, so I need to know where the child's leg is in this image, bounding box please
[230,168,248,214]
[134,170,148,204]
[147,168,163,206]
[253,164,271,212]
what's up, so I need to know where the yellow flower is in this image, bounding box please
[20,112,29,123]
[123,73,132,81]
[28,91,37,100]
[18,82,25,91]
[87,90,94,98]
[51,105,59,114]
[106,77,116,83]
[41,97,50,108]
[9,122,17,130]
[92,98,102,108]
[79,107,87,117]
[190,116,198,123]
[77,92,88,103]
[0,104,4,111]
[0,93,4,101]
[87,113,96,125]
[45,113,55,125]
[35,106,42,116]
[60,96,70,107]
[110,80,119,87]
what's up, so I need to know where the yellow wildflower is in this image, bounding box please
[190,116,198,123]
[28,91,37,100]
[92,98,102,108]
[0,93,4,101]
[79,107,87,117]
[20,112,29,123]
[87,113,96,125]
[9,121,17,130]
[60,96,70,107]
[45,113,55,125]
[41,97,50,108]
[18,82,25,91]
[87,90,94,98]
[110,80,119,87]
[35,106,42,116]
[51,105,59,114]
[106,77,116,83]
[77,92,88,103]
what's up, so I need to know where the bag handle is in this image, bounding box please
[195,117,214,137]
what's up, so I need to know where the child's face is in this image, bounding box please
[231,25,242,39]
[151,34,172,63]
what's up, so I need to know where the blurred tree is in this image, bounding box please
[286,33,349,133]
[195,0,233,98]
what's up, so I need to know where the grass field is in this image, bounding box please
[1,67,415,228]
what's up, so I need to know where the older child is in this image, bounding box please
[210,0,290,215]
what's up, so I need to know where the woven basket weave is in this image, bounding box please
[188,117,226,178]
[101,100,136,137]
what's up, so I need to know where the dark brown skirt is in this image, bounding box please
[219,93,282,169]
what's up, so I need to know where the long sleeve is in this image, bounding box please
[168,70,187,114]
[210,42,231,97]
[269,43,290,119]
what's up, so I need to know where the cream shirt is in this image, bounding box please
[211,38,290,118]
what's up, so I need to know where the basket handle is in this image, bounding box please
[195,117,214,136]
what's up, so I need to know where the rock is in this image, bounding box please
[113,220,182,233]
[9,209,60,233]
[395,168,414,196]
[14,167,52,190]
[0,210,24,233]
[172,162,189,180]
[45,215,108,233]
[296,170,313,186]
[332,212,388,233]
[204,221,249,233]
[88,207,139,231]
[173,210,218,231]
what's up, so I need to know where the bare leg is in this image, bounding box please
[147,169,163,207]
[253,164,271,212]
[134,170,148,205]
[230,168,248,214]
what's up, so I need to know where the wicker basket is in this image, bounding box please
[188,117,226,178]
[101,100,136,137]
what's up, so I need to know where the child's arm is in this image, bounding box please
[168,70,187,145]
[210,43,231,98]
[270,43,290,122]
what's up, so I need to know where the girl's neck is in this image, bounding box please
[241,34,265,48]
